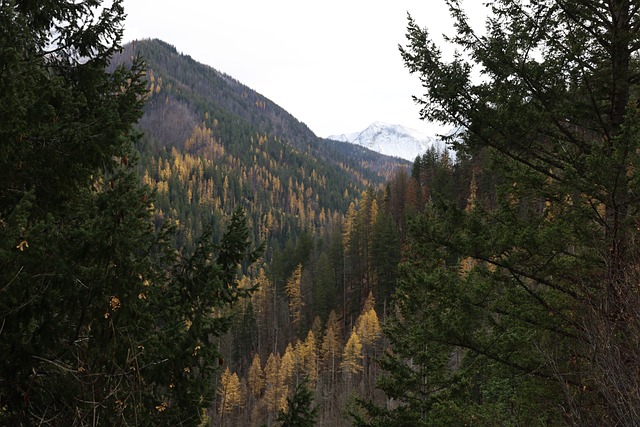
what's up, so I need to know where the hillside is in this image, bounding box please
[107,39,421,425]
[110,39,407,252]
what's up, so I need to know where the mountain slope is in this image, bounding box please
[109,39,407,251]
[329,121,448,161]
[114,39,404,174]
[107,39,419,426]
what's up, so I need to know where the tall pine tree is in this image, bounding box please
[0,2,262,425]
[360,1,640,425]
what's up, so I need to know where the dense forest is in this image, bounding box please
[3,1,640,426]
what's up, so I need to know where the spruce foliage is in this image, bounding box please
[0,2,261,425]
[276,377,319,427]
[358,1,640,425]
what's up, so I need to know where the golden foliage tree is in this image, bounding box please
[285,264,304,329]
[341,328,363,375]
[218,367,243,415]
[248,353,264,399]
[297,330,318,387]
[263,352,283,413]
[356,308,381,348]
[280,343,296,388]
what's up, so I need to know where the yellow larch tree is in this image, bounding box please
[263,352,283,413]
[362,290,376,313]
[343,202,357,249]
[248,353,264,399]
[297,329,318,387]
[285,264,304,330]
[280,343,296,387]
[356,308,382,348]
[341,328,363,375]
[218,367,243,415]
[321,311,342,382]
[252,268,276,353]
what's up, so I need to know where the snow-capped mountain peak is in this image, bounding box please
[327,122,448,162]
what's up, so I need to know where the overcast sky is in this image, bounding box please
[122,1,486,138]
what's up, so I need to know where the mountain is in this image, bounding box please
[106,39,413,426]
[328,121,448,161]
[109,39,407,251]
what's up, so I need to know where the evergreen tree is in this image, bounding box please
[0,2,262,424]
[275,377,319,427]
[361,0,640,425]
[0,1,149,424]
[370,208,400,308]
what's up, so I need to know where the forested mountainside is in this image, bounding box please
[1,1,419,418]
[106,38,423,426]
[110,39,407,254]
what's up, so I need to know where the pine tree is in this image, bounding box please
[360,1,640,425]
[0,1,150,424]
[0,4,263,423]
[370,207,400,307]
[276,377,319,427]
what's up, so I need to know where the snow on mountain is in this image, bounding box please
[327,121,450,162]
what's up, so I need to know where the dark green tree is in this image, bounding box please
[360,1,640,425]
[0,1,262,425]
[276,377,319,427]
[370,208,400,309]
[147,207,263,424]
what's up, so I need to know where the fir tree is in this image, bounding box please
[276,377,319,427]
[0,3,262,424]
[360,0,640,425]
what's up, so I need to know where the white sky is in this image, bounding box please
[122,1,486,138]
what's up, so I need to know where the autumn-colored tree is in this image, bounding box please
[362,291,375,314]
[343,202,357,250]
[285,263,304,331]
[355,294,383,397]
[252,267,276,353]
[263,352,283,414]
[280,343,296,392]
[356,308,381,348]
[297,330,318,388]
[248,353,264,399]
[321,311,342,379]
[341,328,364,376]
[218,367,243,415]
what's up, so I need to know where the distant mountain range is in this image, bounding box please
[328,121,450,162]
